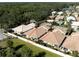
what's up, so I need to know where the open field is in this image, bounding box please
[0,38,60,57]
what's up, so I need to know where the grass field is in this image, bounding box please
[0,38,60,57]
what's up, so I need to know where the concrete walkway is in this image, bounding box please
[7,32,72,57]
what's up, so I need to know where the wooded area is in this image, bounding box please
[0,2,77,29]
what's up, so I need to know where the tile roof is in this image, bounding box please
[62,32,79,52]
[72,12,78,18]
[76,17,79,21]
[40,23,50,30]
[12,23,35,34]
[53,26,68,34]
[24,26,48,38]
[48,16,55,19]
[71,22,79,26]
[40,28,65,46]
[55,15,64,20]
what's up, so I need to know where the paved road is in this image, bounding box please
[7,32,72,57]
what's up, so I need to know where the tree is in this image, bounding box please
[34,51,46,57]
[48,21,57,31]
[66,21,74,35]
[6,39,13,48]
[0,39,33,57]
[16,45,33,57]
[35,22,40,28]
[4,47,15,57]
[0,3,72,29]
[72,51,79,57]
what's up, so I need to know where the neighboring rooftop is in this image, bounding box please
[66,16,76,22]
[12,23,36,34]
[24,26,49,39]
[40,22,51,30]
[62,32,79,52]
[40,28,65,46]
[53,26,68,34]
[76,16,79,21]
[57,11,63,15]
[55,15,64,21]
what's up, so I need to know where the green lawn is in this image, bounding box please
[0,38,61,57]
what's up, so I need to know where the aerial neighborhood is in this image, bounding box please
[9,5,79,56]
[1,3,79,57]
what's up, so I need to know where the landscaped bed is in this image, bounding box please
[0,38,60,57]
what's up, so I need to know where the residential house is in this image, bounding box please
[57,11,63,15]
[12,23,36,34]
[40,22,51,30]
[76,16,79,21]
[76,6,79,12]
[72,12,78,18]
[48,16,55,19]
[62,32,79,52]
[66,16,76,22]
[55,15,64,21]
[40,28,65,46]
[51,11,56,16]
[47,20,54,23]
[71,21,79,31]
[23,26,49,39]
[53,26,68,35]
[65,10,71,16]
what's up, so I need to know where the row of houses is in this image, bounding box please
[49,5,79,22]
[48,6,79,31]
[62,32,79,52]
[12,22,79,53]
[12,23,66,47]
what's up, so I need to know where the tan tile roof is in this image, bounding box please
[24,26,48,38]
[62,32,79,52]
[48,16,55,19]
[40,29,65,46]
[53,26,68,34]
[12,23,35,34]
[55,15,64,20]
[40,23,50,30]
[76,17,79,21]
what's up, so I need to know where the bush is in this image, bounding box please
[71,51,79,57]
[34,51,46,57]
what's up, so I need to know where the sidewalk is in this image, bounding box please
[7,32,73,57]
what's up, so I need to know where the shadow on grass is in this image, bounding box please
[34,51,46,57]
[14,44,25,51]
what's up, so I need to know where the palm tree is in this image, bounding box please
[35,23,40,28]
[48,21,55,32]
